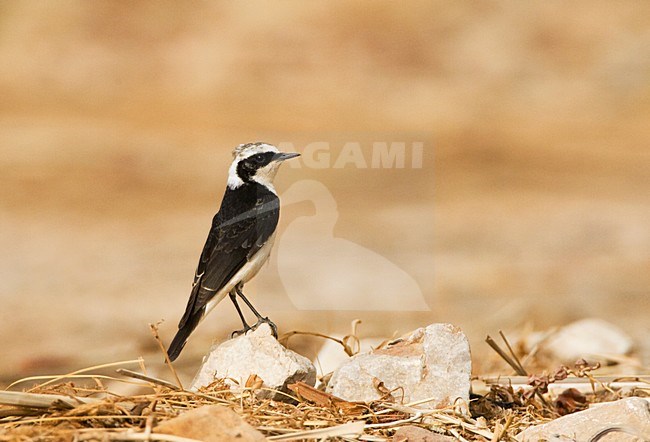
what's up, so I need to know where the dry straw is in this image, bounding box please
[1,327,648,441]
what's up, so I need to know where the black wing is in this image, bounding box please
[167,185,279,360]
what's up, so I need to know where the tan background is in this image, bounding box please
[1,1,649,384]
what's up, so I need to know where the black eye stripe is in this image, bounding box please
[249,152,274,165]
[236,152,277,182]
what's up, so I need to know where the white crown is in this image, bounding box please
[232,142,278,159]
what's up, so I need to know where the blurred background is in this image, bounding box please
[1,1,649,384]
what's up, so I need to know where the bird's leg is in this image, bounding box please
[235,284,278,338]
[229,291,252,338]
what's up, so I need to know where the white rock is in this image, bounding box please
[540,318,633,363]
[326,323,471,410]
[516,397,650,441]
[190,323,316,400]
[315,337,385,375]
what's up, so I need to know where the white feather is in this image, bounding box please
[227,160,244,189]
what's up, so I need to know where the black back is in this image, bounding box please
[167,181,279,360]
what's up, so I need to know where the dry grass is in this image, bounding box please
[1,329,648,441]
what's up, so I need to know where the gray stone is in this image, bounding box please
[516,397,650,442]
[155,405,266,442]
[190,323,316,400]
[326,323,471,409]
[540,318,634,364]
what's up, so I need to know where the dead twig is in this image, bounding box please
[485,334,526,376]
[280,319,362,357]
[149,322,183,390]
[116,369,182,392]
[7,359,143,391]
[0,390,102,409]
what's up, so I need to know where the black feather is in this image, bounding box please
[167,305,203,362]
[167,181,279,360]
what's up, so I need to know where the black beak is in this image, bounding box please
[271,152,300,162]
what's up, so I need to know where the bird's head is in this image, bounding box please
[227,142,300,191]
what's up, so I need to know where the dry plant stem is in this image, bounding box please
[266,421,366,441]
[76,431,202,442]
[19,375,142,392]
[485,335,526,376]
[364,405,422,429]
[486,334,554,411]
[280,331,355,356]
[449,428,470,442]
[429,412,494,440]
[484,375,650,384]
[342,318,362,355]
[6,359,143,390]
[116,369,182,392]
[483,375,650,394]
[499,331,526,375]
[0,391,102,409]
[0,407,42,418]
[491,412,513,442]
[574,369,617,397]
[280,319,362,357]
[491,421,503,442]
[144,389,242,408]
[534,393,553,412]
[0,414,147,428]
[149,323,183,390]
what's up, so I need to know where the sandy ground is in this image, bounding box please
[0,1,649,383]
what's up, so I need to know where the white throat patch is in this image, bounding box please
[252,161,281,194]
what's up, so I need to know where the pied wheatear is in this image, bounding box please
[167,142,299,361]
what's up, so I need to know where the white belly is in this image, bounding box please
[203,232,276,318]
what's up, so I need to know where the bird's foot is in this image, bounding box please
[251,317,278,339]
[230,318,278,339]
[230,325,252,339]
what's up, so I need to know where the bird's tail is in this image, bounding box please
[167,309,203,362]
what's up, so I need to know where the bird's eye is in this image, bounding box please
[253,154,266,164]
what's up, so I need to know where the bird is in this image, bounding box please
[277,179,429,311]
[167,142,300,362]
